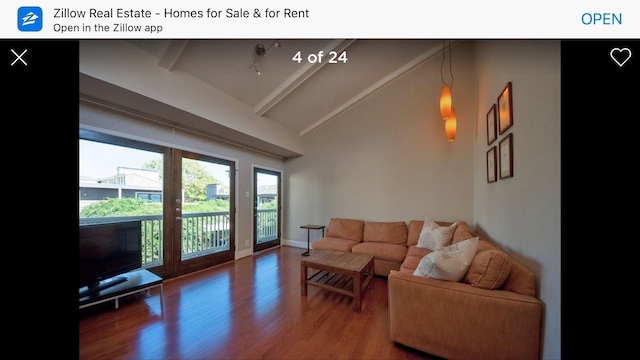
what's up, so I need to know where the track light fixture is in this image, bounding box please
[249,40,281,76]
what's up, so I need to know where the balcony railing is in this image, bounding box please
[256,209,278,244]
[79,209,277,267]
[181,211,230,260]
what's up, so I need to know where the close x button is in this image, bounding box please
[10,48,28,67]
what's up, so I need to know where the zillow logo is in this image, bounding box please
[18,7,43,32]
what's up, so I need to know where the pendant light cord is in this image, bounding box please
[440,40,454,90]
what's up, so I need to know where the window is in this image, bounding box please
[135,192,163,203]
[79,130,165,269]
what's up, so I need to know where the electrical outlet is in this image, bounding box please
[245,239,249,246]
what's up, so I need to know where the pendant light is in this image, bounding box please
[440,84,452,120]
[445,107,457,141]
[439,40,456,141]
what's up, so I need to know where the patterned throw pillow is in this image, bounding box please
[413,237,479,282]
[416,218,458,251]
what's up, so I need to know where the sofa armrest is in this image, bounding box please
[388,270,542,360]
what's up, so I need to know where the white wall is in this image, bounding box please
[473,40,561,360]
[284,41,476,244]
[284,40,561,360]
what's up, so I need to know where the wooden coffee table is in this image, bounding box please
[301,250,374,312]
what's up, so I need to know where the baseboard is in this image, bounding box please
[235,248,253,260]
[235,240,307,259]
[283,238,308,249]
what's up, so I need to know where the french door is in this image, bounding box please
[171,150,236,276]
[253,167,281,252]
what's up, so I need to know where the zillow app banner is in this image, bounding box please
[2,1,638,38]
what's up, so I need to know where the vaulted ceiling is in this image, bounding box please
[80,39,448,159]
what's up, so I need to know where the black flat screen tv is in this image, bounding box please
[79,220,142,295]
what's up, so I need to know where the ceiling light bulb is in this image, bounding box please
[255,66,261,75]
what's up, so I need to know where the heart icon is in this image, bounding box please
[610,47,632,67]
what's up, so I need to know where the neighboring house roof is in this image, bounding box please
[257,184,277,196]
[79,175,98,182]
[99,172,162,187]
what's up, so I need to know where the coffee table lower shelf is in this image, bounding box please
[306,270,373,298]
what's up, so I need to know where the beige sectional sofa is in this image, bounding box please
[310,217,543,360]
[311,218,408,276]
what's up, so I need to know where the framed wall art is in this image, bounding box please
[487,146,497,183]
[487,104,497,145]
[499,133,514,179]
[498,82,513,135]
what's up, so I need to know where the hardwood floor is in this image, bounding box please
[79,245,441,360]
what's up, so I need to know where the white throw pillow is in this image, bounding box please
[417,218,459,251]
[413,237,479,282]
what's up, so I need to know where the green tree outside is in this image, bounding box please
[81,157,230,218]
[143,158,220,203]
[80,158,233,264]
[258,199,277,209]
[80,198,230,217]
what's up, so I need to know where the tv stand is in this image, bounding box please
[80,276,128,298]
[79,269,163,311]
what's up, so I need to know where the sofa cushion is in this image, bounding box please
[363,221,407,245]
[476,238,500,252]
[399,245,431,274]
[407,220,453,246]
[325,218,365,242]
[352,242,407,263]
[406,245,431,259]
[311,237,360,252]
[502,260,537,297]
[451,221,475,244]
[417,218,458,251]
[464,249,512,290]
[413,237,479,282]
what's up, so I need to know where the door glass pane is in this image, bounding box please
[256,171,278,244]
[79,139,164,268]
[181,158,231,260]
